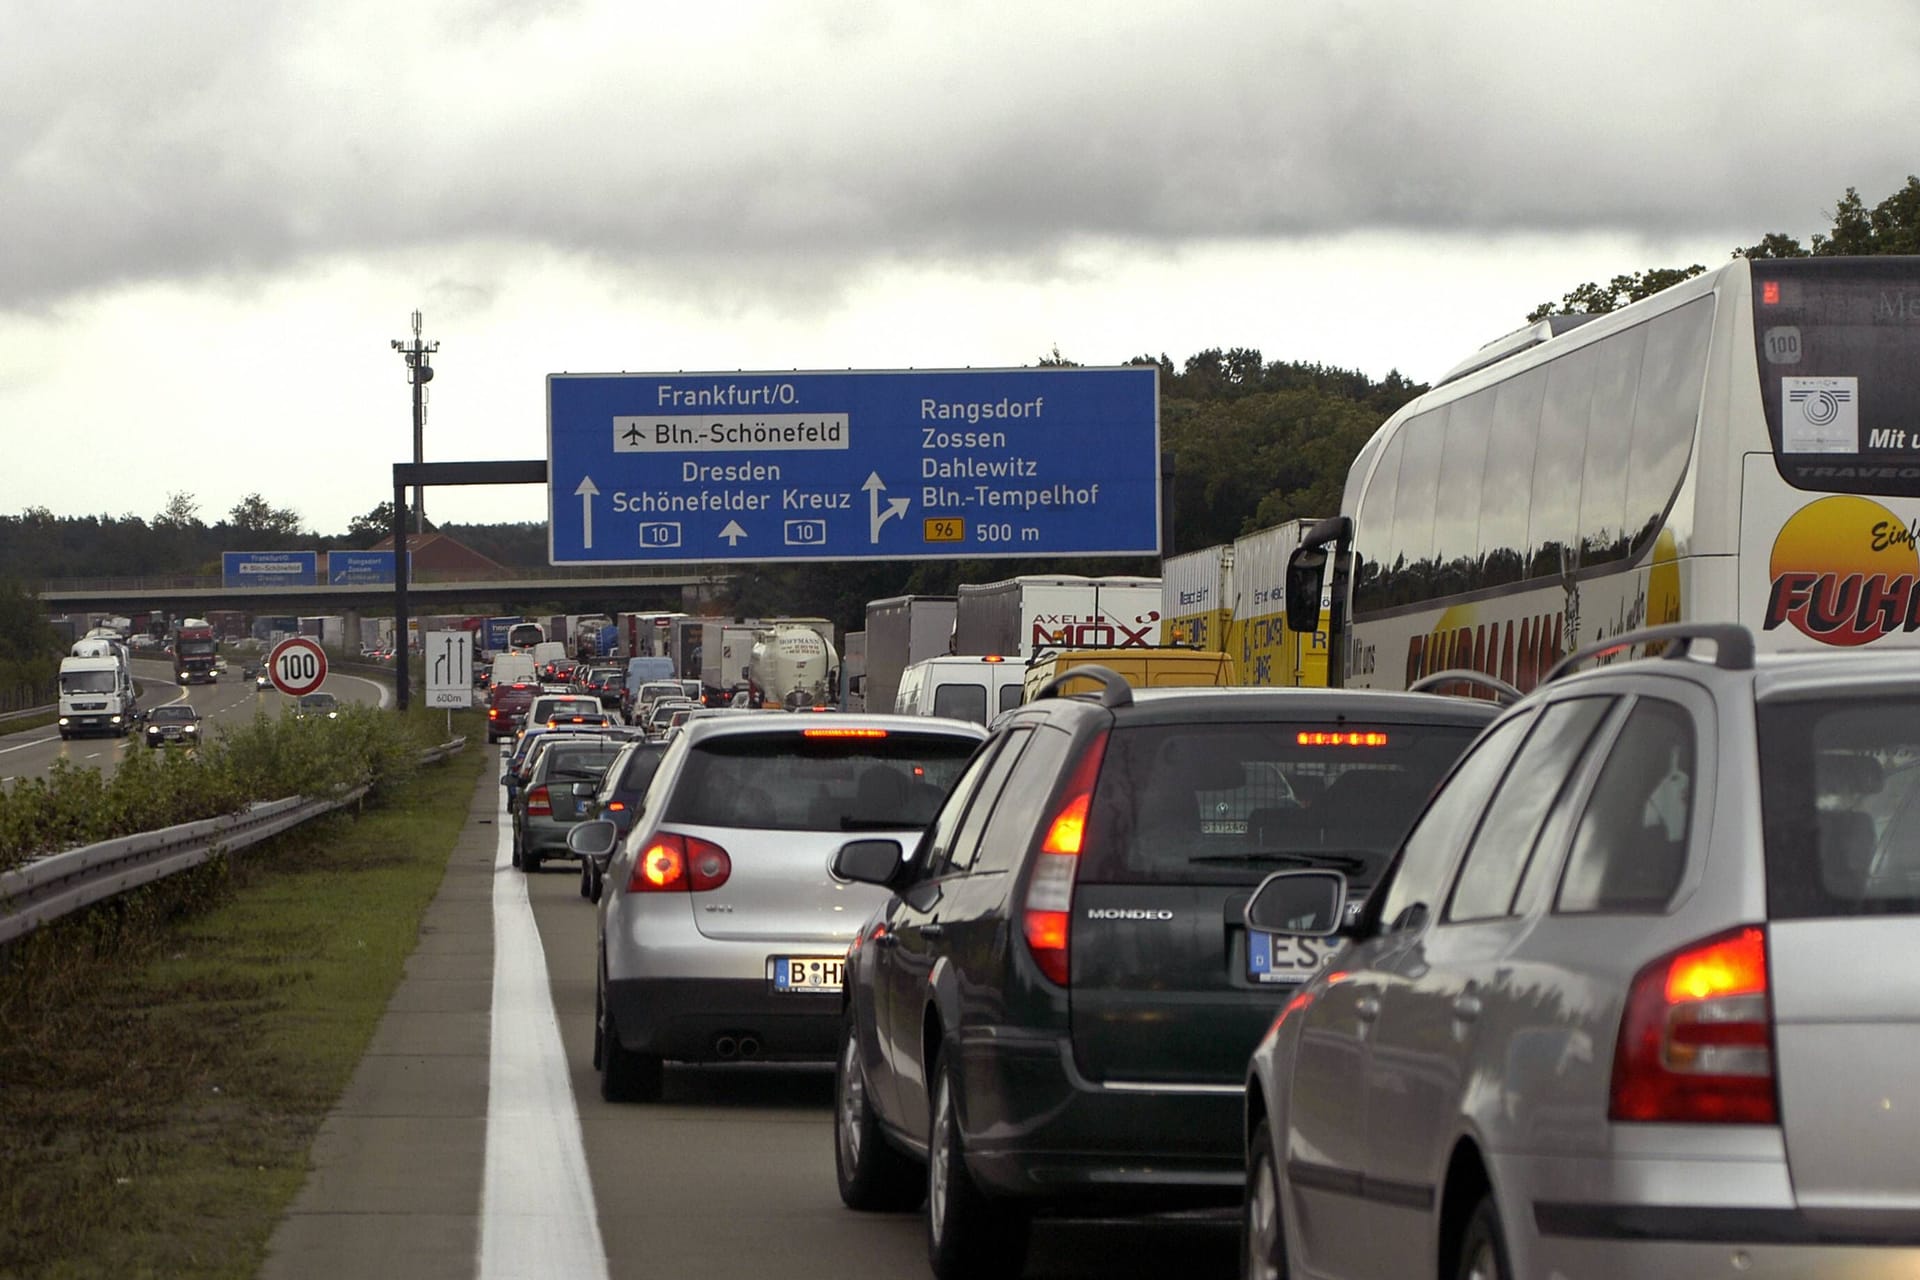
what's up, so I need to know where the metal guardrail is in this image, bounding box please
[0,736,466,946]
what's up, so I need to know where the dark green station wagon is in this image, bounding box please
[828,668,1498,1278]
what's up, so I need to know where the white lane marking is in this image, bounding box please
[0,737,59,756]
[328,672,394,710]
[479,780,609,1279]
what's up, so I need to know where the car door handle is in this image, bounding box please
[1355,995,1381,1022]
[1452,994,1483,1022]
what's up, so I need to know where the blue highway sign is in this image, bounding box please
[328,550,404,585]
[546,366,1160,565]
[223,551,317,588]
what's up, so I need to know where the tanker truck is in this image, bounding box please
[748,624,839,709]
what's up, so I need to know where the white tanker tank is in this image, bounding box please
[749,624,839,709]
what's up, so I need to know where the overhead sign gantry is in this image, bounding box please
[545,366,1160,565]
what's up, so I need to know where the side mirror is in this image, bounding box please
[499,774,513,786]
[832,838,904,886]
[1245,869,1347,937]
[1285,546,1328,635]
[567,819,620,861]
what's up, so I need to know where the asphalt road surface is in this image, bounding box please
[520,838,1242,1280]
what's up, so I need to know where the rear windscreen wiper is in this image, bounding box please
[1188,851,1372,873]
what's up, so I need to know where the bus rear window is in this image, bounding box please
[1754,259,1920,498]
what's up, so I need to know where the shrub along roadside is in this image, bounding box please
[0,709,486,1279]
[0,704,446,874]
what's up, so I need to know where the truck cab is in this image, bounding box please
[58,654,136,739]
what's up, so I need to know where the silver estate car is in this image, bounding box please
[1241,622,1920,1279]
[572,713,985,1102]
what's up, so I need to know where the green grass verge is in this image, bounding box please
[0,721,487,1279]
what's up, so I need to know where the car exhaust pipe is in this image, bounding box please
[713,1035,739,1060]
[736,1036,761,1059]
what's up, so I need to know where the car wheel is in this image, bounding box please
[926,1048,1028,1279]
[510,827,523,870]
[522,846,542,874]
[835,1013,923,1211]
[588,860,604,904]
[1242,1119,1288,1280]
[599,998,663,1103]
[579,859,594,899]
[1454,1191,1511,1280]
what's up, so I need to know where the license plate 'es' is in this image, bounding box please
[773,956,844,992]
[1247,932,1330,985]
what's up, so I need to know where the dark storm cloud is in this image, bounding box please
[6,0,1918,311]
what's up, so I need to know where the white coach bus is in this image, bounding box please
[1284,256,1920,690]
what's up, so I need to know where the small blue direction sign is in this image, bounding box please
[223,551,318,588]
[328,551,403,585]
[546,367,1160,565]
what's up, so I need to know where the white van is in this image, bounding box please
[530,641,569,676]
[489,653,537,688]
[895,656,1024,725]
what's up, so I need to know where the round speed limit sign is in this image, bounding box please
[267,636,329,697]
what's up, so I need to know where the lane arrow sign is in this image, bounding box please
[863,472,910,543]
[719,520,749,547]
[575,475,600,550]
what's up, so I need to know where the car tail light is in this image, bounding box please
[627,832,732,893]
[524,785,552,817]
[1021,731,1108,986]
[1611,925,1777,1124]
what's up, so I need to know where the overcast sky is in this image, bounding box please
[4,0,1916,539]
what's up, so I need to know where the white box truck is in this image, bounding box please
[863,595,956,715]
[57,651,136,739]
[952,575,1163,660]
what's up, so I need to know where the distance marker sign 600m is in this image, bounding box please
[546,366,1160,565]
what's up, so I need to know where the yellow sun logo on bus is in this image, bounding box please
[1766,495,1920,646]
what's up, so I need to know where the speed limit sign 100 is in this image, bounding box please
[268,636,329,697]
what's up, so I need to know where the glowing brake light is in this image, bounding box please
[1297,731,1389,747]
[1022,730,1108,986]
[627,832,732,893]
[803,728,887,739]
[982,655,1005,663]
[1611,926,1776,1124]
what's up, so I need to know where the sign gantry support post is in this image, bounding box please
[390,460,548,711]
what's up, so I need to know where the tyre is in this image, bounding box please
[1454,1191,1512,1280]
[522,846,542,874]
[588,860,604,904]
[1242,1119,1288,1280]
[510,827,523,870]
[579,859,594,899]
[835,1013,924,1211]
[599,992,663,1103]
[926,1048,1028,1279]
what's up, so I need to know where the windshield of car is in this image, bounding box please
[665,731,978,831]
[1079,720,1485,886]
[149,706,197,723]
[534,742,626,781]
[1761,694,1920,918]
[300,694,337,709]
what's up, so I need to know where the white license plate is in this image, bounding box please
[773,956,843,992]
[1247,932,1333,985]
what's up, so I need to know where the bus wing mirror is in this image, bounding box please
[1285,547,1327,634]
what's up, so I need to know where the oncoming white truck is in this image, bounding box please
[57,638,137,739]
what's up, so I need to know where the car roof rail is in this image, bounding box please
[1407,669,1524,706]
[1031,663,1134,709]
[1543,622,1755,685]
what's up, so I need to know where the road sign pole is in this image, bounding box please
[392,474,410,712]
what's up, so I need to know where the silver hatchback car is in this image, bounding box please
[575,713,985,1102]
[1242,622,1920,1279]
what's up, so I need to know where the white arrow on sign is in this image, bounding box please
[719,520,749,547]
[863,472,910,544]
[575,475,600,550]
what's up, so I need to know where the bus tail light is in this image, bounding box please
[1021,731,1108,986]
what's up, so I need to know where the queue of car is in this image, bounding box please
[533,620,1920,1279]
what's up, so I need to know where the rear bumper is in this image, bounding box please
[604,975,841,1062]
[957,1030,1243,1206]
[1492,1139,1920,1278]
